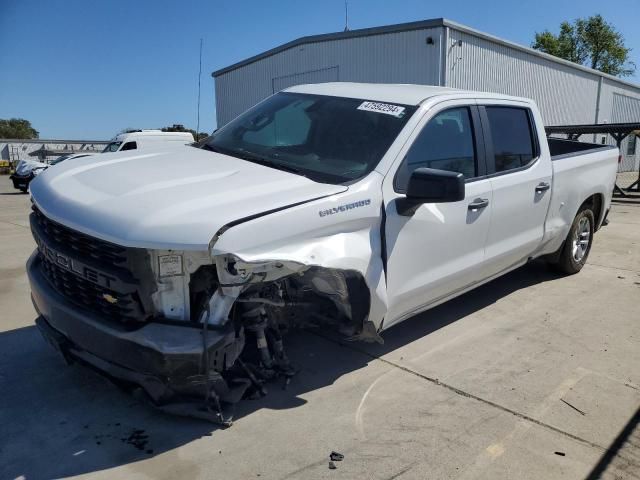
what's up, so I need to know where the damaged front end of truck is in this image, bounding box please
[29,190,386,425]
[179,252,377,424]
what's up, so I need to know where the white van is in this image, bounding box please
[101,130,195,153]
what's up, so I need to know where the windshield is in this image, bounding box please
[203,92,417,184]
[102,141,122,153]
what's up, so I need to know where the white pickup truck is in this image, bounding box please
[27,83,618,422]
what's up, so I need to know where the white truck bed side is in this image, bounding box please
[540,143,618,257]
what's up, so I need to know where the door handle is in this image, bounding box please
[535,182,551,193]
[468,198,489,211]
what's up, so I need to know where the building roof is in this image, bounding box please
[212,18,446,77]
[285,82,529,106]
[212,18,640,91]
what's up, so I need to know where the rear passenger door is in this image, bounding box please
[479,102,552,276]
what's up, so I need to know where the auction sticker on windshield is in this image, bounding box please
[357,101,406,118]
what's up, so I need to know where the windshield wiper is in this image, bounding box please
[202,144,307,178]
[248,157,306,176]
[200,144,226,154]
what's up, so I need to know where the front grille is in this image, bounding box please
[40,255,143,321]
[31,206,148,324]
[32,206,127,265]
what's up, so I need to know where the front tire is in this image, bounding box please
[553,208,594,274]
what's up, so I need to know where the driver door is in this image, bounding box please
[382,100,493,328]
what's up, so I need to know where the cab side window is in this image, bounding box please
[395,107,476,192]
[485,107,535,173]
[121,141,137,151]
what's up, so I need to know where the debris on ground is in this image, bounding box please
[122,429,150,451]
[330,451,344,462]
[328,451,344,469]
[560,398,586,416]
[554,451,566,456]
[83,423,155,455]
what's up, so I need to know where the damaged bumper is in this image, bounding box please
[28,252,243,410]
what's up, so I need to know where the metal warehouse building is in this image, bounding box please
[212,17,640,173]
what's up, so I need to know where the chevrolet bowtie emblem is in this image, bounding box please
[102,293,118,304]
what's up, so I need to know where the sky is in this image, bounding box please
[1,0,639,140]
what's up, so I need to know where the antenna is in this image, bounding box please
[196,38,203,140]
[344,0,349,31]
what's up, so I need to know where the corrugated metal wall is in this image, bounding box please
[215,27,443,126]
[214,21,640,177]
[600,87,640,172]
[445,29,600,126]
[611,92,640,122]
[598,78,640,124]
[272,66,340,92]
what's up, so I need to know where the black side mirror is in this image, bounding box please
[396,168,465,216]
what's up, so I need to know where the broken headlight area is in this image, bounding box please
[166,257,375,424]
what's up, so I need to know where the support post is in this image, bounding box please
[613,133,628,197]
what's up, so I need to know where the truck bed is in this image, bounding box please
[548,137,616,161]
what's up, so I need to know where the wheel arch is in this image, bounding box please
[578,193,604,231]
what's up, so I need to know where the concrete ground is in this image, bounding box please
[0,175,638,480]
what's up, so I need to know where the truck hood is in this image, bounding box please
[29,147,348,250]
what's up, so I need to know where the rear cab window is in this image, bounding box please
[482,106,538,174]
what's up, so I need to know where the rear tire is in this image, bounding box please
[552,208,594,274]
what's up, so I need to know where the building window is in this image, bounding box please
[626,135,637,156]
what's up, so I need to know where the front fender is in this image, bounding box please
[211,175,388,330]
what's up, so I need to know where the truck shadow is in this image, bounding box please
[1,260,561,479]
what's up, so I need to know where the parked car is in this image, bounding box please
[101,130,195,153]
[10,130,194,193]
[27,83,618,423]
[9,153,94,193]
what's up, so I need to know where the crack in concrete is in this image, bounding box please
[611,202,640,208]
[587,262,639,273]
[0,219,30,229]
[309,331,610,453]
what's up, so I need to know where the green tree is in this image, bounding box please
[0,118,39,139]
[162,124,208,141]
[532,15,635,77]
